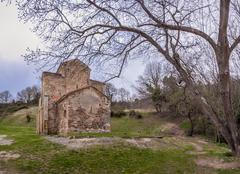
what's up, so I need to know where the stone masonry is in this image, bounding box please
[37,59,111,135]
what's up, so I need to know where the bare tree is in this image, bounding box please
[17,85,40,103]
[117,88,130,102]
[105,83,117,102]
[136,62,170,112]
[137,62,163,96]
[13,0,240,155]
[0,91,12,103]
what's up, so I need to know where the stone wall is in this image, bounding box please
[90,80,106,93]
[57,87,110,134]
[38,59,111,135]
[64,69,90,93]
[57,60,91,93]
[39,72,65,134]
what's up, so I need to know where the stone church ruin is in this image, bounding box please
[37,59,111,135]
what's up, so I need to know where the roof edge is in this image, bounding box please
[90,79,105,85]
[56,85,109,104]
[42,72,63,77]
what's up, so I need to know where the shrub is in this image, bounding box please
[129,110,142,119]
[11,105,28,112]
[111,111,127,118]
[26,114,32,123]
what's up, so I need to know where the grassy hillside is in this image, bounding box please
[0,107,239,174]
[0,106,37,127]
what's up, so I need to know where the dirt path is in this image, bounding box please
[0,135,21,174]
[46,121,240,170]
[0,135,13,146]
[45,136,169,150]
[45,121,186,150]
[0,162,22,174]
[195,157,240,169]
[160,122,184,136]
[0,163,9,174]
[0,162,17,174]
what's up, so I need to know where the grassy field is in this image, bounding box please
[70,114,166,138]
[0,107,240,174]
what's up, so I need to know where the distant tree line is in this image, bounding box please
[0,91,12,103]
[17,86,40,104]
[0,85,40,105]
[105,84,131,103]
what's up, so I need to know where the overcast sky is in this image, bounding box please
[0,4,146,97]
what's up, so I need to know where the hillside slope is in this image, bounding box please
[0,106,37,127]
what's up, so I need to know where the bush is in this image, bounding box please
[111,111,127,118]
[11,105,29,112]
[129,110,142,119]
[26,114,32,123]
[0,104,29,116]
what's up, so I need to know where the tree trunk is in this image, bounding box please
[187,112,194,136]
[160,0,240,156]
[155,103,161,113]
[187,0,240,156]
[173,58,240,155]
[216,53,240,155]
[213,0,240,156]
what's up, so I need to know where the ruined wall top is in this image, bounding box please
[41,59,106,102]
[57,59,90,77]
[41,71,65,102]
[90,80,106,93]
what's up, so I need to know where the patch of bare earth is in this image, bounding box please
[0,135,20,161]
[0,135,21,174]
[45,137,119,149]
[195,157,240,169]
[46,121,240,170]
[180,137,208,155]
[0,162,22,174]
[44,123,199,150]
[0,135,14,146]
[177,137,240,170]
[161,122,184,136]
[45,136,168,150]
[0,151,20,161]
[0,164,10,174]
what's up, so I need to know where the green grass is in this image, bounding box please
[111,116,164,137]
[0,124,199,174]
[179,120,191,132]
[70,115,165,138]
[0,107,240,174]
[0,106,37,127]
